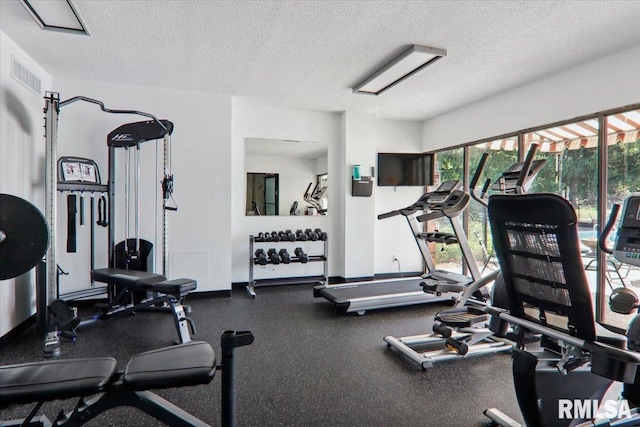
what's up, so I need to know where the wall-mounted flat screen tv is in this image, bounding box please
[377,152,434,187]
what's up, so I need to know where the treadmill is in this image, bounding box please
[313,180,482,314]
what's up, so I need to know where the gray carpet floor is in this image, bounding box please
[0,284,522,426]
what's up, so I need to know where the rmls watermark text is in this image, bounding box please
[558,399,631,420]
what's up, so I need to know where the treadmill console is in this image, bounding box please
[491,159,546,193]
[427,180,462,204]
[614,195,640,267]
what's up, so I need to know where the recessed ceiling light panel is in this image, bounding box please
[353,45,446,95]
[21,0,89,36]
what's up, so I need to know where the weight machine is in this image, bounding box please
[42,92,194,357]
[0,194,253,427]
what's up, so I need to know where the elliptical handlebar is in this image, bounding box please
[470,153,490,206]
[515,143,539,193]
[303,183,313,198]
[599,204,620,255]
[470,153,489,190]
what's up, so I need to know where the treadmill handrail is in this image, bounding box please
[378,210,402,220]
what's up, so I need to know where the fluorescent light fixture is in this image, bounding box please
[21,0,89,36]
[353,45,446,95]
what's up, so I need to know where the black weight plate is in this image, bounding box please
[0,194,49,280]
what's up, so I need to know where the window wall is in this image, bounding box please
[429,104,640,331]
[467,139,519,273]
[605,109,640,330]
[432,148,463,272]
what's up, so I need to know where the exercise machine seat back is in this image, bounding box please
[124,341,215,390]
[0,358,116,407]
[488,193,627,427]
[114,238,154,271]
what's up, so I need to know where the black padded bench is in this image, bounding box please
[71,268,199,344]
[0,334,253,427]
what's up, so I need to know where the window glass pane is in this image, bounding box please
[433,148,464,273]
[468,139,519,273]
[604,109,640,330]
[523,120,601,316]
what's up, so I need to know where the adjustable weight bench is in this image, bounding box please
[58,268,199,344]
[0,332,254,427]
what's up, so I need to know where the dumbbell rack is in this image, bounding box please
[247,234,328,298]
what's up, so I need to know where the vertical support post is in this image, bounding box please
[596,114,608,324]
[323,237,329,284]
[462,145,470,276]
[36,259,47,334]
[135,143,141,254]
[90,195,95,286]
[517,132,525,162]
[220,330,254,427]
[247,236,256,298]
[163,134,170,276]
[44,92,59,307]
[108,146,116,267]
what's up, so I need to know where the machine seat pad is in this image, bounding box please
[149,278,197,296]
[596,322,627,349]
[91,268,167,287]
[124,341,215,391]
[0,358,116,407]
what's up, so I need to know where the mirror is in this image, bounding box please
[245,138,328,216]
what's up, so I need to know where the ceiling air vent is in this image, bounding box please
[12,57,42,96]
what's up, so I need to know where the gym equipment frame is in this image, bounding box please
[314,179,483,314]
[482,193,640,427]
[42,93,192,357]
[247,233,328,298]
[0,193,254,427]
[383,144,546,368]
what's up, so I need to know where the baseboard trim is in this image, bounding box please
[189,289,231,299]
[0,314,36,351]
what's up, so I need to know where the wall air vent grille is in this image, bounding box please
[11,57,42,96]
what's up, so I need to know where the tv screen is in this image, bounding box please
[377,153,433,187]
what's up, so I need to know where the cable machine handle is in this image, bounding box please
[599,204,620,255]
[59,96,167,132]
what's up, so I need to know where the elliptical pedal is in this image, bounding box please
[435,306,488,328]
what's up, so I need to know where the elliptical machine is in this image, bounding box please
[384,144,547,369]
[599,194,640,406]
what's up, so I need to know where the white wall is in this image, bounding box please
[231,103,341,282]
[0,31,52,337]
[53,78,232,292]
[374,119,425,275]
[245,154,317,215]
[422,44,640,151]
[341,112,377,278]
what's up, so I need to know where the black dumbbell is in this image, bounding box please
[295,229,308,241]
[267,248,281,264]
[284,229,296,242]
[279,249,291,264]
[256,232,267,242]
[255,249,268,265]
[305,228,319,241]
[270,231,280,242]
[263,231,273,242]
[314,228,328,241]
[294,247,309,263]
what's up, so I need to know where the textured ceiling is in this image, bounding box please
[1,1,640,121]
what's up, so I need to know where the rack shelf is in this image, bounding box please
[247,234,328,298]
